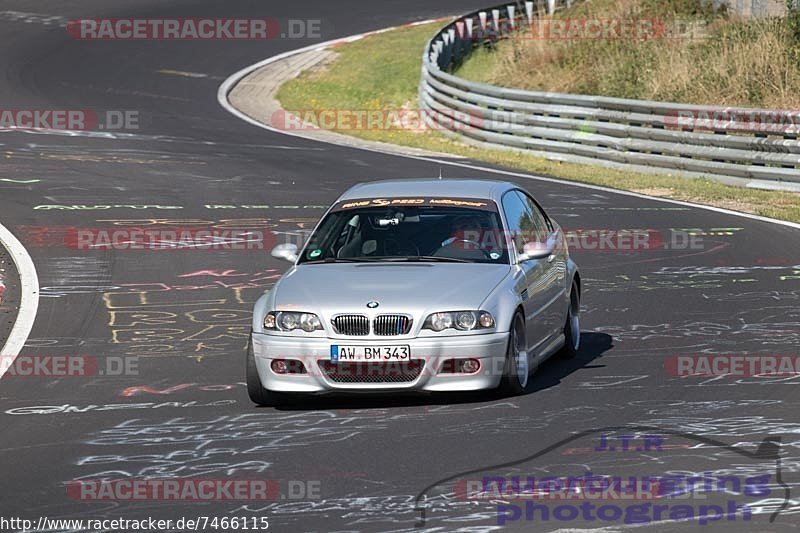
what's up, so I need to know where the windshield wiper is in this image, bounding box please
[305,256,473,264]
[303,257,380,264]
[378,256,472,263]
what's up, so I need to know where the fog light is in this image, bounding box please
[271,358,306,374]
[461,359,481,373]
[439,358,481,374]
[271,359,288,374]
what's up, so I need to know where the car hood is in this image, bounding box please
[272,263,512,314]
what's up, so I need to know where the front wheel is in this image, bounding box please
[246,337,288,407]
[559,282,581,359]
[499,312,529,395]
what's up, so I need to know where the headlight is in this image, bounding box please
[423,310,495,332]
[264,311,323,332]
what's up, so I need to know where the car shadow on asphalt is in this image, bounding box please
[524,331,614,395]
[266,331,614,411]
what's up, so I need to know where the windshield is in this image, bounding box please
[298,199,509,264]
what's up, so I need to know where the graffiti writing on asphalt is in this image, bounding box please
[704,290,800,302]
[120,382,245,397]
[102,289,251,361]
[4,400,236,415]
[40,268,281,298]
[34,205,184,210]
[0,177,40,183]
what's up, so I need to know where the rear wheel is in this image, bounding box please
[559,282,581,359]
[246,337,288,407]
[499,312,528,395]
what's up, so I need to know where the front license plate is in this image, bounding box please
[330,345,411,362]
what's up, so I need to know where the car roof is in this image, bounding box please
[338,179,519,203]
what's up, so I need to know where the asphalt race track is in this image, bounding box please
[1,1,799,531]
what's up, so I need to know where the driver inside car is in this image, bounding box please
[434,214,495,259]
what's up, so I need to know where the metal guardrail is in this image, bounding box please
[419,1,800,188]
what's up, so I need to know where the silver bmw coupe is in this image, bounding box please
[247,179,580,405]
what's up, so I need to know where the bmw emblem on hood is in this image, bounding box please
[366,301,380,309]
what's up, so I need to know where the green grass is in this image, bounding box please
[277,21,800,224]
[457,0,800,108]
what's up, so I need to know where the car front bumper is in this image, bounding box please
[251,331,510,393]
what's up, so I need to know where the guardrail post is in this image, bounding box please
[525,1,534,25]
[547,0,555,15]
[507,5,516,28]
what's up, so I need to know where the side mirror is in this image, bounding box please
[271,243,299,263]
[517,234,556,262]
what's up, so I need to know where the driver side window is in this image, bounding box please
[501,191,535,255]
[517,191,551,240]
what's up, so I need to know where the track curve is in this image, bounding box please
[1,1,799,531]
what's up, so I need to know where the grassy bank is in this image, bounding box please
[458,0,800,108]
[276,21,800,223]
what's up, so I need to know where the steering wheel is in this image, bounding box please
[434,238,492,259]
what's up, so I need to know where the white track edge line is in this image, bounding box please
[0,221,39,377]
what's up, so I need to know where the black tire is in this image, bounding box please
[246,337,288,407]
[499,312,529,396]
[559,282,581,359]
